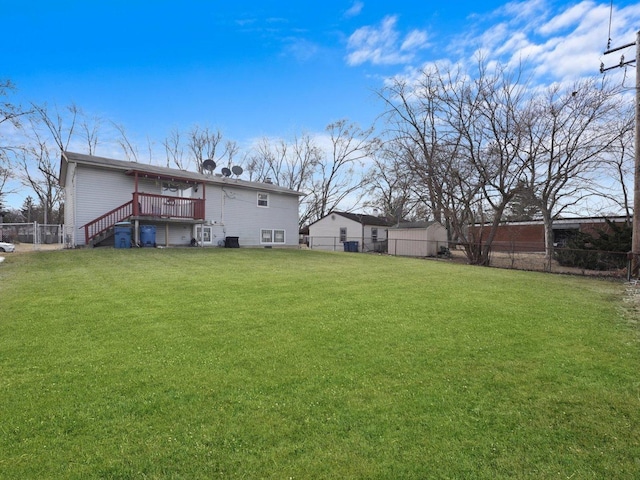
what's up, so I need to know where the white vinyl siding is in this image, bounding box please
[209,184,299,247]
[73,166,137,245]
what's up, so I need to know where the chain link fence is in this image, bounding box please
[308,235,630,278]
[0,222,66,251]
[308,236,388,253]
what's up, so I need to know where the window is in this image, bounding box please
[261,229,285,244]
[340,227,347,242]
[257,192,269,207]
[371,228,378,242]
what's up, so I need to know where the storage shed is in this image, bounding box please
[387,221,448,257]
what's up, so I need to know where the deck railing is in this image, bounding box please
[133,193,205,220]
[82,193,205,244]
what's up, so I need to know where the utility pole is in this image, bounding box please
[601,31,640,275]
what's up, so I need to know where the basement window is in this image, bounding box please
[261,229,285,244]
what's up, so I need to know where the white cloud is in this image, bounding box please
[401,30,428,51]
[445,0,640,86]
[366,1,639,94]
[497,0,548,25]
[346,15,429,66]
[344,1,364,18]
[282,38,320,62]
[538,1,595,35]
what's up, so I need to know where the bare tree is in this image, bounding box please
[112,121,140,162]
[304,119,373,223]
[0,80,30,204]
[162,126,236,173]
[363,137,425,221]
[0,80,25,129]
[251,135,319,188]
[244,140,272,182]
[449,60,531,264]
[223,140,239,169]
[79,112,102,155]
[245,133,322,227]
[30,103,77,155]
[522,78,624,260]
[16,138,62,224]
[0,166,12,210]
[597,103,634,220]
[18,103,79,224]
[378,59,531,265]
[188,126,223,173]
[163,128,186,169]
[378,71,447,223]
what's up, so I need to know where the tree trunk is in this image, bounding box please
[540,209,554,271]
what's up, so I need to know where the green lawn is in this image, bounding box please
[1,248,639,479]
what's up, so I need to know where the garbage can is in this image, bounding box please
[114,222,132,249]
[343,241,359,252]
[140,225,156,247]
[225,236,240,248]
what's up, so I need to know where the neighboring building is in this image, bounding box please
[60,152,303,248]
[307,211,396,252]
[470,216,630,252]
[387,221,449,257]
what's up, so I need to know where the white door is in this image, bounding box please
[195,225,213,245]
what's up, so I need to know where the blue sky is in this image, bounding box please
[2,0,640,209]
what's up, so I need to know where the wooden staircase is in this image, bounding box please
[81,194,205,247]
[82,201,133,247]
[89,226,118,247]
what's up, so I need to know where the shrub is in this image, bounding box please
[555,219,631,270]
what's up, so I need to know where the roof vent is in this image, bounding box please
[264,177,273,184]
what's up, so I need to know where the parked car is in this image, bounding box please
[0,241,16,252]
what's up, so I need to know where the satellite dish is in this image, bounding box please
[231,165,243,176]
[221,167,231,177]
[202,159,216,173]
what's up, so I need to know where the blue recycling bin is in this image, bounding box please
[114,223,132,249]
[343,241,359,252]
[140,225,156,247]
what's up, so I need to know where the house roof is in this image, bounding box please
[472,215,630,228]
[392,221,440,229]
[309,211,397,228]
[59,151,304,196]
